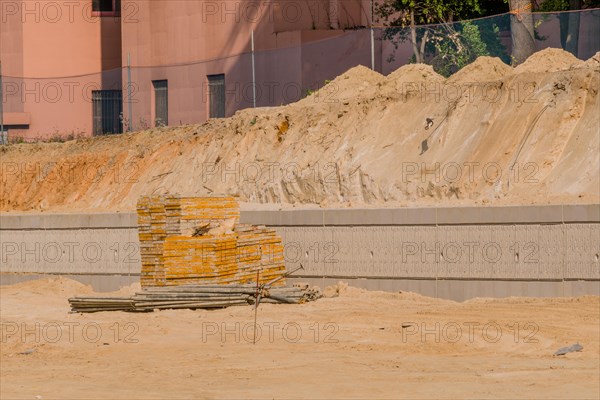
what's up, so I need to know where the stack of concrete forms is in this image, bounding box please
[163,235,239,285]
[236,224,286,283]
[137,196,285,288]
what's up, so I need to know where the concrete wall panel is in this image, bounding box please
[394,226,438,279]
[565,224,600,280]
[1,204,599,298]
[0,228,140,275]
[276,226,303,272]
[490,224,516,280]
[538,225,564,280]
[331,227,354,277]
[371,227,395,277]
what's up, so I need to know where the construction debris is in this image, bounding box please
[67,196,313,313]
[553,343,584,356]
[68,284,322,313]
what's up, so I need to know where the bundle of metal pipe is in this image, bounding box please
[69,284,321,313]
[67,297,136,313]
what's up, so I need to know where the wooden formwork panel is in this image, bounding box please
[136,196,283,288]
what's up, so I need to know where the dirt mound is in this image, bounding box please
[304,64,384,103]
[1,49,598,212]
[0,276,94,297]
[447,56,512,83]
[111,282,142,296]
[384,63,444,91]
[515,47,584,73]
[583,51,600,69]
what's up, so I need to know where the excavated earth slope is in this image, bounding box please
[1,49,598,212]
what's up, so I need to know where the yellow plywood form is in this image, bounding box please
[137,196,285,288]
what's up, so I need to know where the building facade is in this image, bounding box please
[1,0,123,140]
[1,0,372,141]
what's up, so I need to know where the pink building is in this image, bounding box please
[1,0,373,140]
[5,2,594,141]
[120,0,375,130]
[1,0,122,140]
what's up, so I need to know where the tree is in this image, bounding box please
[509,0,535,65]
[565,0,581,56]
[430,22,491,77]
[376,0,482,63]
[376,0,510,76]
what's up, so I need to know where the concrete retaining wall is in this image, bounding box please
[0,213,139,275]
[1,205,599,299]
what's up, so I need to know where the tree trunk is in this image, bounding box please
[565,0,580,57]
[420,30,429,61]
[509,0,535,65]
[559,13,569,49]
[410,9,422,63]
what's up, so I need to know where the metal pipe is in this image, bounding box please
[370,0,375,71]
[251,30,257,108]
[127,53,133,132]
[371,28,375,71]
[0,60,4,144]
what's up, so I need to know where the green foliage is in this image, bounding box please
[303,80,333,99]
[377,0,510,75]
[10,135,25,144]
[376,0,481,26]
[539,0,600,10]
[475,20,510,64]
[539,0,570,11]
[431,22,490,77]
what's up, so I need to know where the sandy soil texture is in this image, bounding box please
[1,278,598,399]
[1,49,599,213]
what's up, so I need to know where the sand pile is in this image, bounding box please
[446,56,513,83]
[110,283,140,296]
[0,49,598,212]
[515,47,584,73]
[583,51,600,69]
[386,63,444,84]
[0,277,94,297]
[305,64,384,103]
[383,63,445,94]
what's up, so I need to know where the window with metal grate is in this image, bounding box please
[153,80,169,127]
[92,90,123,135]
[207,74,226,119]
[92,0,121,16]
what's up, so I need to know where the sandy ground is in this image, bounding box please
[1,278,598,399]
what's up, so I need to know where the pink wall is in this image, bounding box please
[12,2,596,140]
[1,0,121,140]
[120,0,371,130]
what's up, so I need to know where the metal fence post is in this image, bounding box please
[0,60,4,144]
[251,30,257,108]
[371,28,375,71]
[127,53,133,132]
[370,0,375,71]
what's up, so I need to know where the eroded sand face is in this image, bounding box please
[1,49,599,212]
[1,278,598,399]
